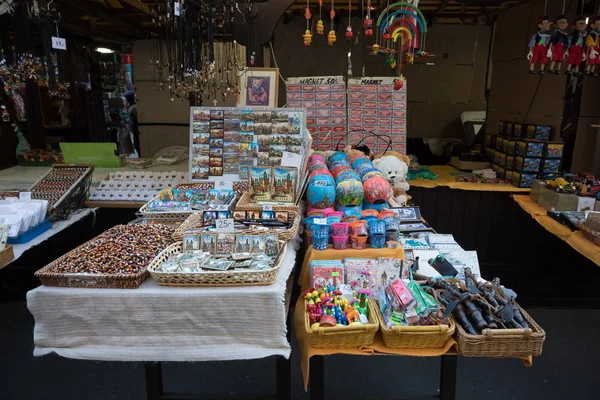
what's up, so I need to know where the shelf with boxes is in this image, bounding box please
[485,122,564,188]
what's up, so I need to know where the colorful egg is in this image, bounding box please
[307,175,336,209]
[335,170,361,184]
[335,179,364,206]
[347,150,367,165]
[331,165,352,180]
[308,168,332,183]
[328,151,348,168]
[308,153,326,165]
[354,161,375,176]
[363,175,392,204]
[360,169,384,181]
[351,157,371,170]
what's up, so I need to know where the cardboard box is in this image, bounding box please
[545,142,565,159]
[511,171,537,188]
[517,140,545,157]
[541,158,561,174]
[515,156,541,173]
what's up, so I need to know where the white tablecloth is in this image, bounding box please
[26,237,300,362]
[11,208,97,263]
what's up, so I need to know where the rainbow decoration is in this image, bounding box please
[376,2,427,53]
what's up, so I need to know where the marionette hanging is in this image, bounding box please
[527,15,552,75]
[584,16,600,76]
[303,0,312,46]
[364,1,373,38]
[566,16,588,75]
[346,0,353,40]
[317,0,324,34]
[547,15,569,74]
[328,0,336,45]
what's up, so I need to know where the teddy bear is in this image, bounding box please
[247,78,267,103]
[373,151,411,206]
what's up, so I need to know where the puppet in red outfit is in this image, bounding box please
[547,15,570,74]
[566,16,588,76]
[527,16,552,75]
[584,16,600,76]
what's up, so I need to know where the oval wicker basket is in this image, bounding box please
[304,300,379,348]
[373,301,456,349]
[455,305,545,357]
[138,193,237,224]
[172,211,300,243]
[147,241,287,287]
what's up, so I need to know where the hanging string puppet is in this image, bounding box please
[547,15,569,74]
[566,16,588,75]
[584,16,600,76]
[527,16,552,75]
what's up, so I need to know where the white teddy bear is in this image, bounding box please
[373,152,411,207]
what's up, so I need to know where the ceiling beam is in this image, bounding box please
[58,0,146,32]
[438,0,450,13]
[119,0,152,15]
[62,22,133,45]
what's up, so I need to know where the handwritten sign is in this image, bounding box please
[19,192,31,201]
[174,2,181,16]
[314,218,327,225]
[281,151,302,170]
[216,218,234,233]
[51,37,66,50]
[262,204,273,211]
[216,180,232,190]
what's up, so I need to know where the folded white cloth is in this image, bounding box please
[27,237,300,362]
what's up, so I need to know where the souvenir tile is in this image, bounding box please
[200,233,217,253]
[209,138,224,148]
[269,157,282,166]
[255,110,273,123]
[240,120,254,132]
[238,142,250,157]
[247,210,261,219]
[224,119,240,131]
[239,166,249,180]
[224,130,241,142]
[272,121,290,134]
[264,233,279,257]
[193,122,210,133]
[248,142,259,156]
[192,133,210,144]
[192,144,209,156]
[209,147,223,157]
[240,157,256,166]
[233,211,247,221]
[193,109,210,121]
[223,142,239,153]
[271,167,297,203]
[209,157,223,167]
[224,163,238,174]
[261,210,275,219]
[183,233,201,252]
[224,110,241,119]
[210,110,224,119]
[393,207,423,222]
[204,259,234,271]
[209,128,224,138]
[223,152,239,164]
[254,123,272,135]
[257,135,271,151]
[240,110,255,122]
[216,233,236,255]
[210,120,224,129]
[272,110,289,122]
[269,145,285,158]
[249,166,272,200]
[257,152,270,165]
[192,156,209,168]
[235,234,254,253]
[203,211,217,225]
[275,211,290,223]
[239,131,254,143]
[251,235,266,254]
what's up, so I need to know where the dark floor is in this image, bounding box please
[0,300,598,400]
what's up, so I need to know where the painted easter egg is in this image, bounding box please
[335,179,364,206]
[307,175,336,209]
[363,175,392,204]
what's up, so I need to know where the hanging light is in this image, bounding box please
[96,47,115,54]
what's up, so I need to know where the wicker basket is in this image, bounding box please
[35,239,149,289]
[147,241,287,287]
[0,245,14,269]
[305,300,379,348]
[455,305,545,357]
[172,211,300,243]
[235,191,300,213]
[373,302,455,349]
[30,164,94,222]
[138,193,237,224]
[579,214,600,246]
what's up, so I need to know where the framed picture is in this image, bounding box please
[251,235,266,254]
[271,167,297,203]
[237,68,279,108]
[183,233,200,252]
[249,166,272,201]
[233,211,247,221]
[235,234,254,253]
[200,233,217,253]
[393,207,423,222]
[216,233,236,255]
[264,233,279,257]
[275,211,290,223]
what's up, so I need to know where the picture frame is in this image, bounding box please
[275,211,290,223]
[216,233,236,255]
[271,167,297,203]
[233,210,247,221]
[237,68,279,108]
[235,234,254,253]
[200,233,217,253]
[392,206,423,222]
[251,234,267,254]
[249,166,272,201]
[264,233,280,257]
[183,233,200,252]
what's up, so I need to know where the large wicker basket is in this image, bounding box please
[138,193,237,224]
[455,305,545,357]
[147,241,287,287]
[305,300,379,348]
[235,191,300,213]
[35,239,149,289]
[373,302,455,349]
[172,211,301,243]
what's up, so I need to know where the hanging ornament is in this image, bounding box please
[346,26,353,40]
[364,1,373,38]
[383,30,391,41]
[304,30,313,46]
[346,0,352,40]
[394,77,403,91]
[1,106,10,123]
[317,0,324,34]
[328,0,336,45]
[303,0,312,46]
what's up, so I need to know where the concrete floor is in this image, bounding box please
[1,301,598,400]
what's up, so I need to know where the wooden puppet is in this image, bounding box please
[585,16,600,76]
[547,15,570,74]
[527,16,552,75]
[566,16,588,75]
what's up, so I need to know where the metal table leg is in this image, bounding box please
[309,356,325,400]
[439,355,457,400]
[145,362,164,400]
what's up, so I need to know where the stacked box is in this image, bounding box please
[545,142,564,158]
[517,140,545,157]
[512,171,537,188]
[515,156,542,173]
[512,123,524,138]
[506,155,516,170]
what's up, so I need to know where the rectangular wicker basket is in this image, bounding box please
[455,305,545,357]
[373,302,456,349]
[35,239,149,289]
[235,191,300,213]
[138,193,237,224]
[172,211,301,243]
[147,241,287,287]
[304,300,379,349]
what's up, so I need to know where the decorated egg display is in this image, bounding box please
[307,175,336,209]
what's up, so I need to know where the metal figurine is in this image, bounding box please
[527,15,552,75]
[547,15,570,74]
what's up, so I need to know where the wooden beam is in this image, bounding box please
[105,0,124,8]
[438,0,450,13]
[58,0,144,32]
[119,0,151,15]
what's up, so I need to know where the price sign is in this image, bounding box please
[19,192,31,201]
[314,218,327,225]
[51,37,67,50]
[174,2,181,16]
[262,204,273,211]
[216,218,234,233]
[281,151,303,170]
[216,204,229,211]
[216,180,232,190]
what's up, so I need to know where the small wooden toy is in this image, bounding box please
[566,16,588,76]
[527,16,552,75]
